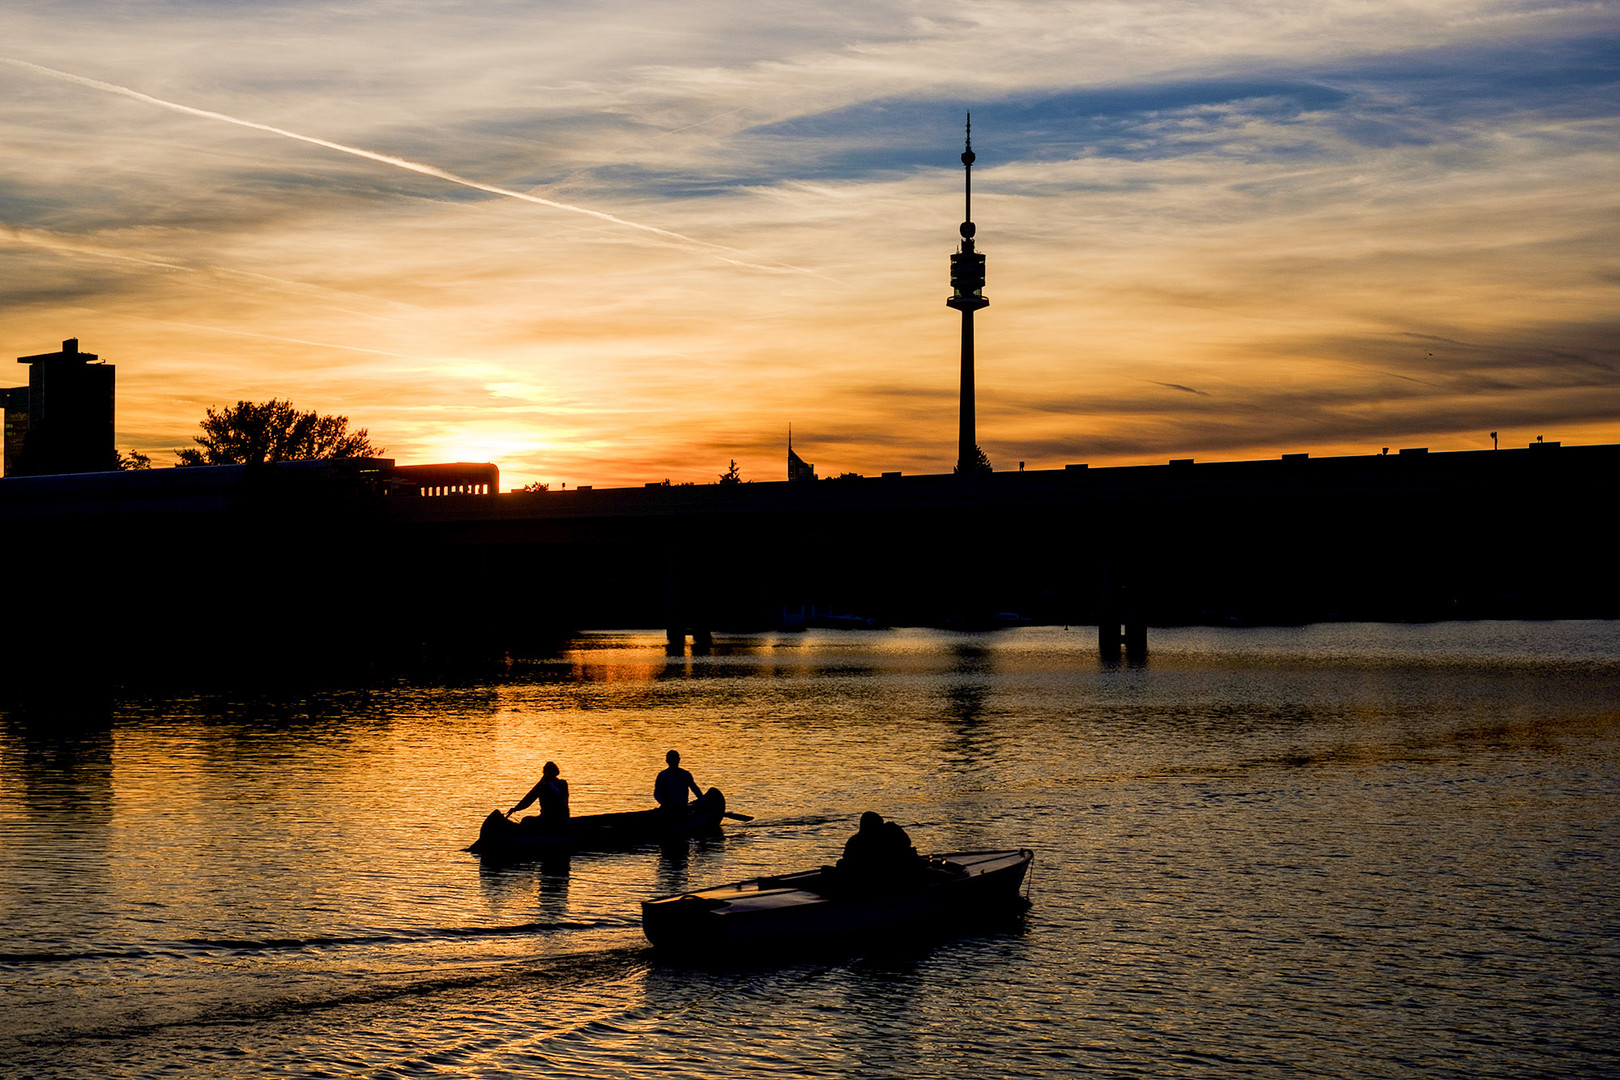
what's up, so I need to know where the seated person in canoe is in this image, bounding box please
[507,761,569,825]
[654,750,703,820]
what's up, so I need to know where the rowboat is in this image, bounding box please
[469,787,729,857]
[641,848,1032,956]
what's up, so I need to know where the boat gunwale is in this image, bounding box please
[641,848,1033,956]
[469,788,728,856]
[646,848,1032,906]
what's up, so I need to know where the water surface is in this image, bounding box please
[3,623,1617,1077]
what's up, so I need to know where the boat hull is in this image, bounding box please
[642,849,1032,956]
[469,787,727,857]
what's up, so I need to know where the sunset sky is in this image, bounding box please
[2,1,1616,489]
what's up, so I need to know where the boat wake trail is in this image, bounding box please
[10,944,654,1050]
[761,813,843,829]
[0,920,604,965]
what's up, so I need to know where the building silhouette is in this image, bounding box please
[3,338,116,477]
[947,116,988,475]
[788,427,816,482]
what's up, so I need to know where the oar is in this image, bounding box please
[723,811,754,822]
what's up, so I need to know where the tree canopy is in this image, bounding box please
[954,444,992,475]
[175,399,381,466]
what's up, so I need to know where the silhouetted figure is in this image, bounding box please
[837,811,922,880]
[654,750,702,818]
[508,761,569,823]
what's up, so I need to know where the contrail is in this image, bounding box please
[2,56,806,274]
[1,223,189,271]
[160,320,431,360]
[2,224,423,317]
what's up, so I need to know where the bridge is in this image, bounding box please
[3,442,1614,678]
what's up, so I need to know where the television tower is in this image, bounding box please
[947,114,988,474]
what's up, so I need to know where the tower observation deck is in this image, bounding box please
[947,116,988,475]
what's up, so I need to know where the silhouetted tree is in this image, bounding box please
[175,399,381,466]
[718,460,742,485]
[519,481,550,492]
[954,444,992,475]
[117,449,152,470]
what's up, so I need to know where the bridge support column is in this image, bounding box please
[1099,576,1147,663]
[665,552,685,653]
[663,550,712,654]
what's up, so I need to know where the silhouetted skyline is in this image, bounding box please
[2,5,1616,490]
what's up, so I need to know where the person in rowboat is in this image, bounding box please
[654,750,703,819]
[837,811,924,880]
[507,761,569,823]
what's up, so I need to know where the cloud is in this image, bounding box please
[1,2,1616,487]
[1,56,809,274]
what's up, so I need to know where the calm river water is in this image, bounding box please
[2,623,1617,1079]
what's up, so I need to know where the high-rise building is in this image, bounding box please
[788,427,816,482]
[2,338,116,477]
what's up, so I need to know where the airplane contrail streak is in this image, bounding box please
[2,57,807,274]
[1,224,417,307]
[161,320,433,360]
[1,223,190,271]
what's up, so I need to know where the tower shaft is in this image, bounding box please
[958,306,977,472]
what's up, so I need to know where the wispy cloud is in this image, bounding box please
[1,56,807,274]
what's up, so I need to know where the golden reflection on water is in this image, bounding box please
[2,623,1618,1079]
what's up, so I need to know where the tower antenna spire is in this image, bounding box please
[947,112,988,475]
[963,113,974,228]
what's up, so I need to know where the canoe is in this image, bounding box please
[641,848,1032,956]
[469,787,728,857]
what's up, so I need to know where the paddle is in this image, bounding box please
[723,811,754,822]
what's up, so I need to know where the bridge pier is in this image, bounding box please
[1099,577,1147,663]
[1099,615,1148,663]
[663,552,712,654]
[665,624,713,654]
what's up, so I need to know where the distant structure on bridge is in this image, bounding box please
[788,427,815,482]
[947,115,989,475]
[3,338,116,477]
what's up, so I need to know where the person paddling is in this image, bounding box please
[654,750,703,819]
[508,761,569,823]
